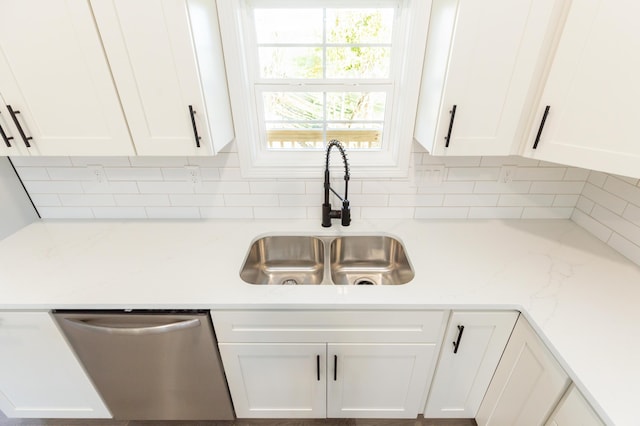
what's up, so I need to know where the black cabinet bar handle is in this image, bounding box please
[333,355,337,381]
[6,105,32,148]
[0,112,13,147]
[316,355,320,381]
[444,104,457,148]
[453,325,465,354]
[188,105,201,148]
[532,105,550,149]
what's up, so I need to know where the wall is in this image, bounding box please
[11,143,588,220]
[572,171,640,265]
[0,158,38,239]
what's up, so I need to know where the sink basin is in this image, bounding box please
[239,234,413,285]
[330,236,414,285]
[240,236,324,285]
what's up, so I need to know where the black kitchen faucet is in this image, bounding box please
[322,140,351,227]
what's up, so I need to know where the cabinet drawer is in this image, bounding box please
[211,310,447,343]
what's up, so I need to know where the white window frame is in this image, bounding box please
[216,0,432,178]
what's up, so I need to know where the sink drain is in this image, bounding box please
[281,278,298,285]
[354,277,377,285]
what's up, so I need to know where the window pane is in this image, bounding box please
[254,9,323,44]
[326,47,390,79]
[327,122,383,149]
[259,47,322,79]
[326,9,394,44]
[263,92,323,121]
[266,123,324,150]
[326,92,386,121]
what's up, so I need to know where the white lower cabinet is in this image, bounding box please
[213,310,447,419]
[424,310,519,418]
[545,384,604,426]
[0,311,110,418]
[476,316,570,426]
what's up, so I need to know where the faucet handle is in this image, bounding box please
[341,200,351,226]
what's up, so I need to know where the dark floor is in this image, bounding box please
[0,415,476,426]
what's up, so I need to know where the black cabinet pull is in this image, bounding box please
[532,105,550,149]
[444,104,457,148]
[316,355,320,381]
[453,325,465,354]
[0,112,13,147]
[188,105,201,148]
[333,355,337,381]
[6,105,32,148]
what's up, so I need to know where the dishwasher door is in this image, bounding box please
[53,310,234,420]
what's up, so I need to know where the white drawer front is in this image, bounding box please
[211,310,447,343]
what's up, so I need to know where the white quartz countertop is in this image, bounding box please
[1,218,638,425]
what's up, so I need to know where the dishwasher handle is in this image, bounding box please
[63,317,200,335]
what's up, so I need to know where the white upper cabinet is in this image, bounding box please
[522,0,640,179]
[415,0,563,156]
[0,0,134,155]
[91,0,234,156]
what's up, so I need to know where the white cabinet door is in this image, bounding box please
[546,384,605,426]
[425,311,519,418]
[327,343,437,419]
[415,0,561,155]
[0,0,134,155]
[476,317,570,426]
[91,0,234,156]
[523,0,640,178]
[218,343,326,418]
[0,311,110,418]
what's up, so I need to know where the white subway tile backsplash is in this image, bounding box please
[200,206,253,219]
[447,167,500,181]
[196,181,250,194]
[530,181,585,194]
[603,176,640,207]
[59,194,116,207]
[250,181,305,194]
[146,206,200,219]
[581,183,627,215]
[46,167,97,181]
[81,181,139,194]
[17,168,50,180]
[498,194,554,207]
[24,181,84,194]
[254,207,307,219]
[225,194,279,207]
[38,206,94,219]
[607,233,640,265]
[552,194,580,207]
[169,194,225,207]
[571,209,612,242]
[468,207,523,219]
[15,155,640,268]
[414,207,469,219]
[137,181,194,194]
[444,194,499,207]
[114,194,170,206]
[521,207,573,219]
[105,167,163,181]
[389,194,443,207]
[92,207,147,219]
[473,181,531,194]
[514,167,565,181]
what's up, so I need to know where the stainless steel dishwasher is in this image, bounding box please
[53,310,234,420]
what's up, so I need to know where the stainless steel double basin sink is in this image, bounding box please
[240,235,414,285]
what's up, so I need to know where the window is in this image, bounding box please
[217,0,431,178]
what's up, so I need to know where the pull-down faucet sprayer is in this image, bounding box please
[322,140,351,227]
